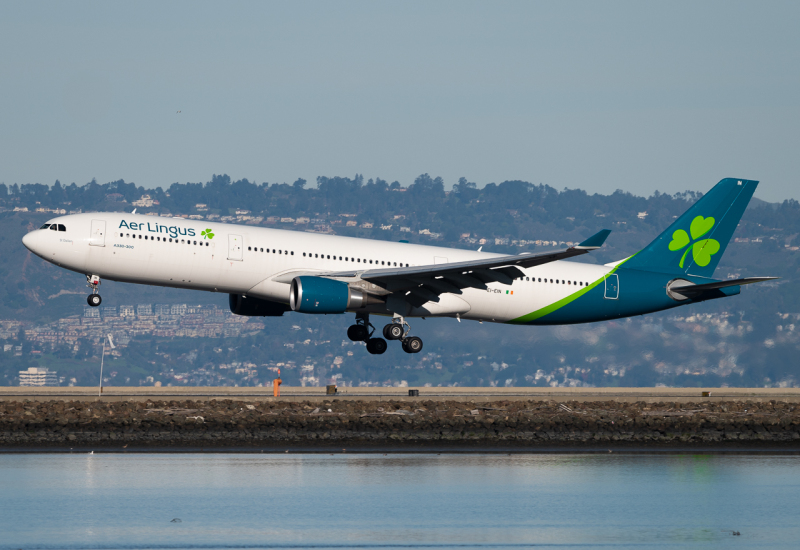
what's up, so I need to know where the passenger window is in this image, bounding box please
[327,255,330,259]
[58,224,66,231]
[40,224,51,229]
[138,235,142,239]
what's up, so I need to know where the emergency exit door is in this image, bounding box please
[604,273,619,299]
[228,234,243,261]
[89,219,105,246]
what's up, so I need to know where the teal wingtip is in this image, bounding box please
[576,229,611,249]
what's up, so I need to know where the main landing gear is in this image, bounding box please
[347,313,423,355]
[384,315,423,354]
[86,274,102,307]
[346,312,386,355]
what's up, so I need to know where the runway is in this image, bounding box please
[2,386,799,403]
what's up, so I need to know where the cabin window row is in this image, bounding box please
[119,232,209,246]
[302,252,409,267]
[247,247,293,255]
[520,276,589,286]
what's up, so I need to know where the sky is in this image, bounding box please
[1,1,798,202]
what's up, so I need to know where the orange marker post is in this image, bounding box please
[273,369,282,397]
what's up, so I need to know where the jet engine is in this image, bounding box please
[229,294,290,316]
[289,276,384,314]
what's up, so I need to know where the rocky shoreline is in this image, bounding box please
[2,398,800,450]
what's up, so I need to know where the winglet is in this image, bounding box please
[575,229,611,250]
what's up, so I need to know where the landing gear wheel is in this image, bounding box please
[383,323,404,340]
[87,294,102,307]
[347,324,369,342]
[402,336,423,354]
[366,337,388,355]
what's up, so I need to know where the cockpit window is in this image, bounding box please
[40,224,51,230]
[50,225,57,231]
[57,224,66,232]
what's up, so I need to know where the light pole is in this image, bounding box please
[99,334,115,397]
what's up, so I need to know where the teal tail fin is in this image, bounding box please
[624,178,758,278]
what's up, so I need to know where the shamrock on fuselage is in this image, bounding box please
[201,228,215,240]
[668,215,720,268]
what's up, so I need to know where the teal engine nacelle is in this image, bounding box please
[289,276,383,313]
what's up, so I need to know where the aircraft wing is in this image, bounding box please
[322,229,611,308]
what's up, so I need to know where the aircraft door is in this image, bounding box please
[227,234,243,261]
[89,220,106,246]
[604,273,619,299]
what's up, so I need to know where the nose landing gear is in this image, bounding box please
[86,274,102,307]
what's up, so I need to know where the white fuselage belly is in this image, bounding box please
[27,213,613,323]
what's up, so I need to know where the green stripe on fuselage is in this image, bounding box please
[508,255,634,324]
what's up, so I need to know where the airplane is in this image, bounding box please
[22,178,776,355]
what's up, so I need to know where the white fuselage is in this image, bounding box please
[23,212,614,323]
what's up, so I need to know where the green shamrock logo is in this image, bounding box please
[668,215,720,268]
[201,228,215,240]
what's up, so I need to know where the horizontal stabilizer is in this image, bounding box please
[667,276,778,300]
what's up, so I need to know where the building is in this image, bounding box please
[19,367,58,387]
[84,306,100,318]
[132,194,159,207]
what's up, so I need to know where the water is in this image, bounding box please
[1,453,799,549]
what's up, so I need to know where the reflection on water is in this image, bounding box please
[1,453,799,549]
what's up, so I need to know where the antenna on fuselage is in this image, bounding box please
[131,208,136,214]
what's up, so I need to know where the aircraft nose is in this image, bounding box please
[22,231,38,253]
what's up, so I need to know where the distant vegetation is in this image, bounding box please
[1,174,798,388]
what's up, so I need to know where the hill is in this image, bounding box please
[1,174,798,388]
